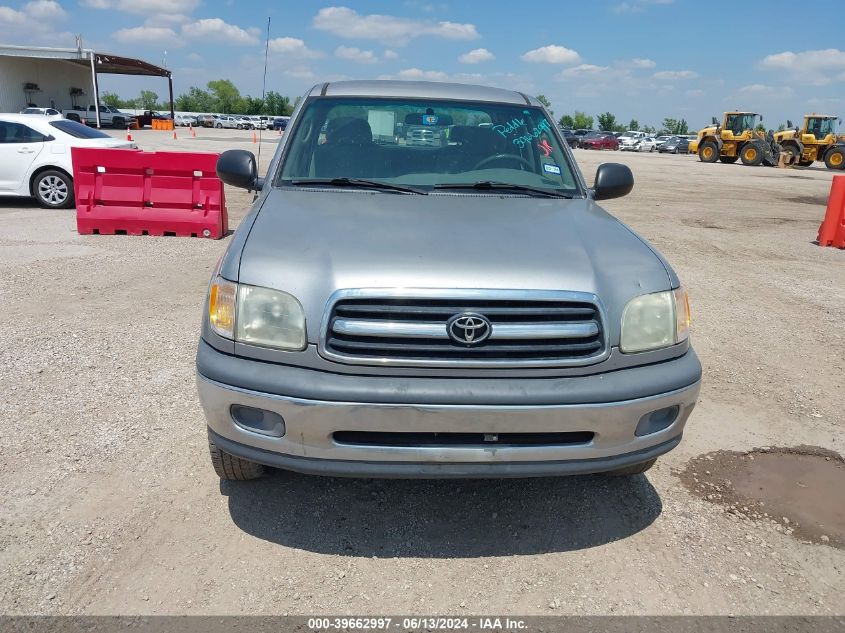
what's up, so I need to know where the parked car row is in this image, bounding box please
[558,127,697,154]
[188,114,288,130]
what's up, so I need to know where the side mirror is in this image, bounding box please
[593,163,634,201]
[217,149,260,190]
[760,115,764,122]
[786,119,793,128]
[711,116,718,125]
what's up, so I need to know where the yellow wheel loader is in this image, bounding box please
[696,112,775,166]
[774,114,845,169]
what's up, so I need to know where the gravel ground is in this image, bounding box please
[0,129,843,615]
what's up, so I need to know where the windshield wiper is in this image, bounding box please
[433,181,575,198]
[290,178,428,195]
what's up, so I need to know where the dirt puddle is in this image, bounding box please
[680,446,845,548]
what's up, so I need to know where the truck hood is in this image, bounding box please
[236,189,673,344]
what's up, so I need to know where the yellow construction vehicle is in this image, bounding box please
[774,114,845,169]
[696,111,774,166]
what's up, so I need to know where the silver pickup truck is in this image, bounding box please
[197,80,701,480]
[62,104,136,128]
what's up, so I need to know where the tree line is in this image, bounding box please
[101,79,298,116]
[536,94,691,136]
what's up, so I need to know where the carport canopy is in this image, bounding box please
[0,45,174,127]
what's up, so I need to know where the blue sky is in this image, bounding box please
[2,0,844,128]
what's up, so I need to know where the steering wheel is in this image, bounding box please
[473,153,534,171]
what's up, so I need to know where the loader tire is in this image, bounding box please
[740,142,763,166]
[698,141,719,163]
[824,147,845,170]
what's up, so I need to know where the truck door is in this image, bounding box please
[0,121,46,192]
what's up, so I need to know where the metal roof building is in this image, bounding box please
[0,44,174,126]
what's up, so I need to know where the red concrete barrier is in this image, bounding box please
[71,148,228,239]
[818,175,845,249]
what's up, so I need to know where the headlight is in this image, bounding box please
[207,277,306,351]
[620,287,691,353]
[236,284,306,350]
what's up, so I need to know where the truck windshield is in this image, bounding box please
[278,97,579,195]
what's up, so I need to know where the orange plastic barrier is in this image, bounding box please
[71,148,227,239]
[152,119,175,131]
[818,175,845,249]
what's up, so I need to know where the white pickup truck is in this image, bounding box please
[62,105,137,128]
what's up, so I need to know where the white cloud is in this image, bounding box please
[335,45,378,64]
[395,68,448,81]
[685,89,705,97]
[114,25,183,47]
[268,37,324,58]
[556,63,609,79]
[284,68,317,80]
[0,6,27,25]
[760,48,845,86]
[736,84,793,98]
[187,52,203,62]
[81,0,198,13]
[624,57,656,68]
[23,0,66,20]
[653,70,698,80]
[182,18,258,45]
[520,45,580,65]
[458,48,495,64]
[383,49,398,60]
[0,1,73,45]
[313,6,479,45]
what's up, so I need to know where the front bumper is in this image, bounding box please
[196,341,701,478]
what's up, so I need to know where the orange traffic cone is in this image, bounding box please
[126,127,132,142]
[252,131,257,144]
[190,124,196,138]
[818,175,845,248]
[172,130,177,140]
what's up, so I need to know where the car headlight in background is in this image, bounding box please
[208,277,306,351]
[620,287,691,353]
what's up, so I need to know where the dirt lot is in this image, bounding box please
[1,128,843,615]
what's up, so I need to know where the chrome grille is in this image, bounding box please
[320,290,607,367]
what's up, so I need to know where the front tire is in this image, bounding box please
[215,123,222,129]
[606,458,657,476]
[699,141,719,163]
[111,117,125,129]
[208,438,265,480]
[740,142,764,166]
[824,147,845,169]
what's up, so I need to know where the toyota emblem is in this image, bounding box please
[447,312,492,345]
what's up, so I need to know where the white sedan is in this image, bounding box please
[0,113,135,209]
[638,137,659,152]
[20,107,64,121]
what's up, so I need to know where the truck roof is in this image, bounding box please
[307,80,537,106]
